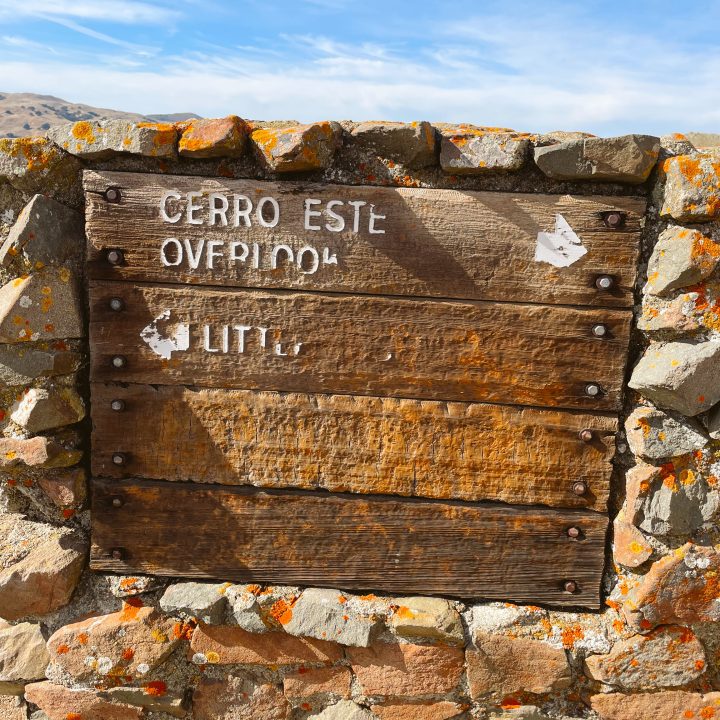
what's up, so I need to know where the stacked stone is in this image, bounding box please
[0,119,718,719]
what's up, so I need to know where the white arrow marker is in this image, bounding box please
[140,310,190,360]
[534,213,588,268]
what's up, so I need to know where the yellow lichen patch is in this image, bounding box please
[71,121,96,144]
[251,128,281,153]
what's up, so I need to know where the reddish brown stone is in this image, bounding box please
[193,674,289,720]
[624,463,661,525]
[347,641,464,696]
[613,516,652,568]
[467,632,570,698]
[47,604,179,681]
[179,116,249,158]
[251,122,342,172]
[585,626,706,689]
[0,436,81,469]
[624,543,720,630]
[190,623,342,665]
[38,467,86,508]
[24,681,142,720]
[590,690,720,720]
[283,666,352,699]
[0,530,86,620]
[371,700,467,720]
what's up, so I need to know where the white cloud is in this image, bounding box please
[0,0,179,23]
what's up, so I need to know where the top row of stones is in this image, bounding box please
[44,116,664,184]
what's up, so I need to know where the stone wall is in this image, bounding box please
[0,118,718,720]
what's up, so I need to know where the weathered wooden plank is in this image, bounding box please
[89,281,632,411]
[91,383,617,511]
[91,478,609,608]
[84,170,644,308]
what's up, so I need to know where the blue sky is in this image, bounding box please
[1,0,719,135]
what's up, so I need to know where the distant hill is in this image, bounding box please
[0,92,201,138]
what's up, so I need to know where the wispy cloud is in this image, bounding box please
[45,16,159,55]
[0,0,179,23]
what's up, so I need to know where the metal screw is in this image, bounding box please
[567,526,581,539]
[110,399,125,412]
[578,428,594,443]
[105,188,121,203]
[573,480,588,496]
[595,275,615,291]
[106,249,124,266]
[111,355,127,369]
[112,452,127,466]
[602,211,626,229]
[585,383,601,398]
[592,324,608,338]
[563,579,579,594]
[111,496,123,508]
[110,548,125,561]
[109,297,125,312]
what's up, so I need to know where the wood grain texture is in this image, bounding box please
[90,383,617,511]
[89,281,632,411]
[90,478,609,608]
[84,170,644,308]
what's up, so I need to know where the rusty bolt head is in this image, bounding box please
[563,579,579,594]
[111,496,123,508]
[585,383,601,398]
[110,548,125,561]
[111,355,127,369]
[592,324,608,338]
[579,428,594,443]
[110,399,125,412]
[567,526,581,539]
[109,297,124,312]
[603,211,626,229]
[595,275,615,291]
[105,188,121,203]
[112,452,127,466]
[106,249,124,266]
[573,480,588,496]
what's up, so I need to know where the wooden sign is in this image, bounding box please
[86,170,644,608]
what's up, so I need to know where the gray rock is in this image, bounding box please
[638,293,700,335]
[645,226,720,296]
[534,130,596,147]
[47,119,178,159]
[225,584,268,633]
[660,134,697,157]
[440,128,529,174]
[534,134,660,183]
[251,122,342,172]
[0,194,83,267]
[706,403,720,439]
[0,622,49,682]
[625,406,708,461]
[103,687,186,717]
[351,121,437,168]
[661,153,720,223]
[159,582,228,623]
[0,346,81,387]
[628,341,720,416]
[10,387,85,433]
[389,596,464,645]
[639,466,719,537]
[282,588,382,647]
[309,700,375,720]
[0,270,84,343]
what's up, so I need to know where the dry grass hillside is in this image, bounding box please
[0,92,199,137]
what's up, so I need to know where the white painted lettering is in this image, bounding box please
[297,246,320,274]
[230,241,248,264]
[368,204,386,234]
[160,238,183,266]
[183,238,205,270]
[256,197,280,228]
[186,191,204,225]
[234,325,251,353]
[203,325,219,352]
[304,199,322,230]
[271,244,294,268]
[159,191,182,223]
[322,248,338,266]
[209,193,229,226]
[206,240,224,269]
[348,200,366,233]
[233,194,253,227]
[258,327,268,348]
[325,200,345,232]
